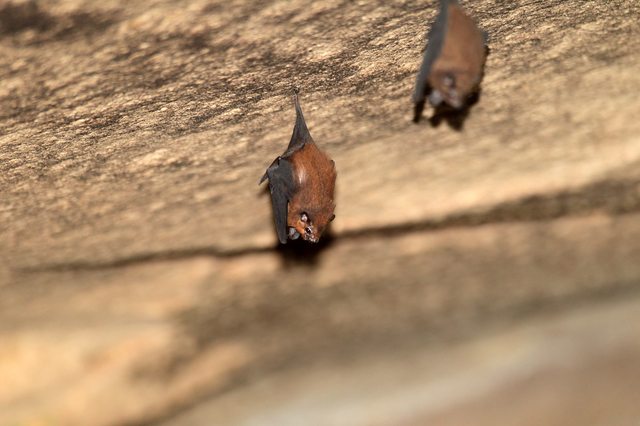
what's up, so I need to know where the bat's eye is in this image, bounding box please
[305,227,312,235]
[300,213,309,223]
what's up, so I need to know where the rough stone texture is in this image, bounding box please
[160,296,640,426]
[1,0,640,425]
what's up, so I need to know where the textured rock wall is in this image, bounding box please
[1,0,639,425]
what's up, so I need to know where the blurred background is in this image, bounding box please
[1,0,640,425]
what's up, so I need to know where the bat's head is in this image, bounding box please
[429,70,480,109]
[291,211,335,243]
[429,71,463,108]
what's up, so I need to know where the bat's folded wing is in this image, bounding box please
[413,0,449,104]
[260,158,295,244]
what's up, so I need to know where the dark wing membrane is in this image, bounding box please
[260,157,295,244]
[286,92,314,152]
[413,0,450,104]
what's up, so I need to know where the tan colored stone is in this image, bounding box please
[1,0,640,425]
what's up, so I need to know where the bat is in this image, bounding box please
[413,0,487,110]
[259,90,337,244]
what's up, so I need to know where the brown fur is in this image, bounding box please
[286,142,337,242]
[430,3,485,106]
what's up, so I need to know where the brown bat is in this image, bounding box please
[259,91,336,244]
[413,0,487,109]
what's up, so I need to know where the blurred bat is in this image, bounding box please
[413,0,487,110]
[260,90,336,244]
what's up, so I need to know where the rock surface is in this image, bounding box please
[1,0,639,425]
[160,296,640,426]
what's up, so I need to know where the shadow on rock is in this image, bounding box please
[412,89,481,130]
[276,227,335,268]
[429,90,481,130]
[0,1,52,34]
